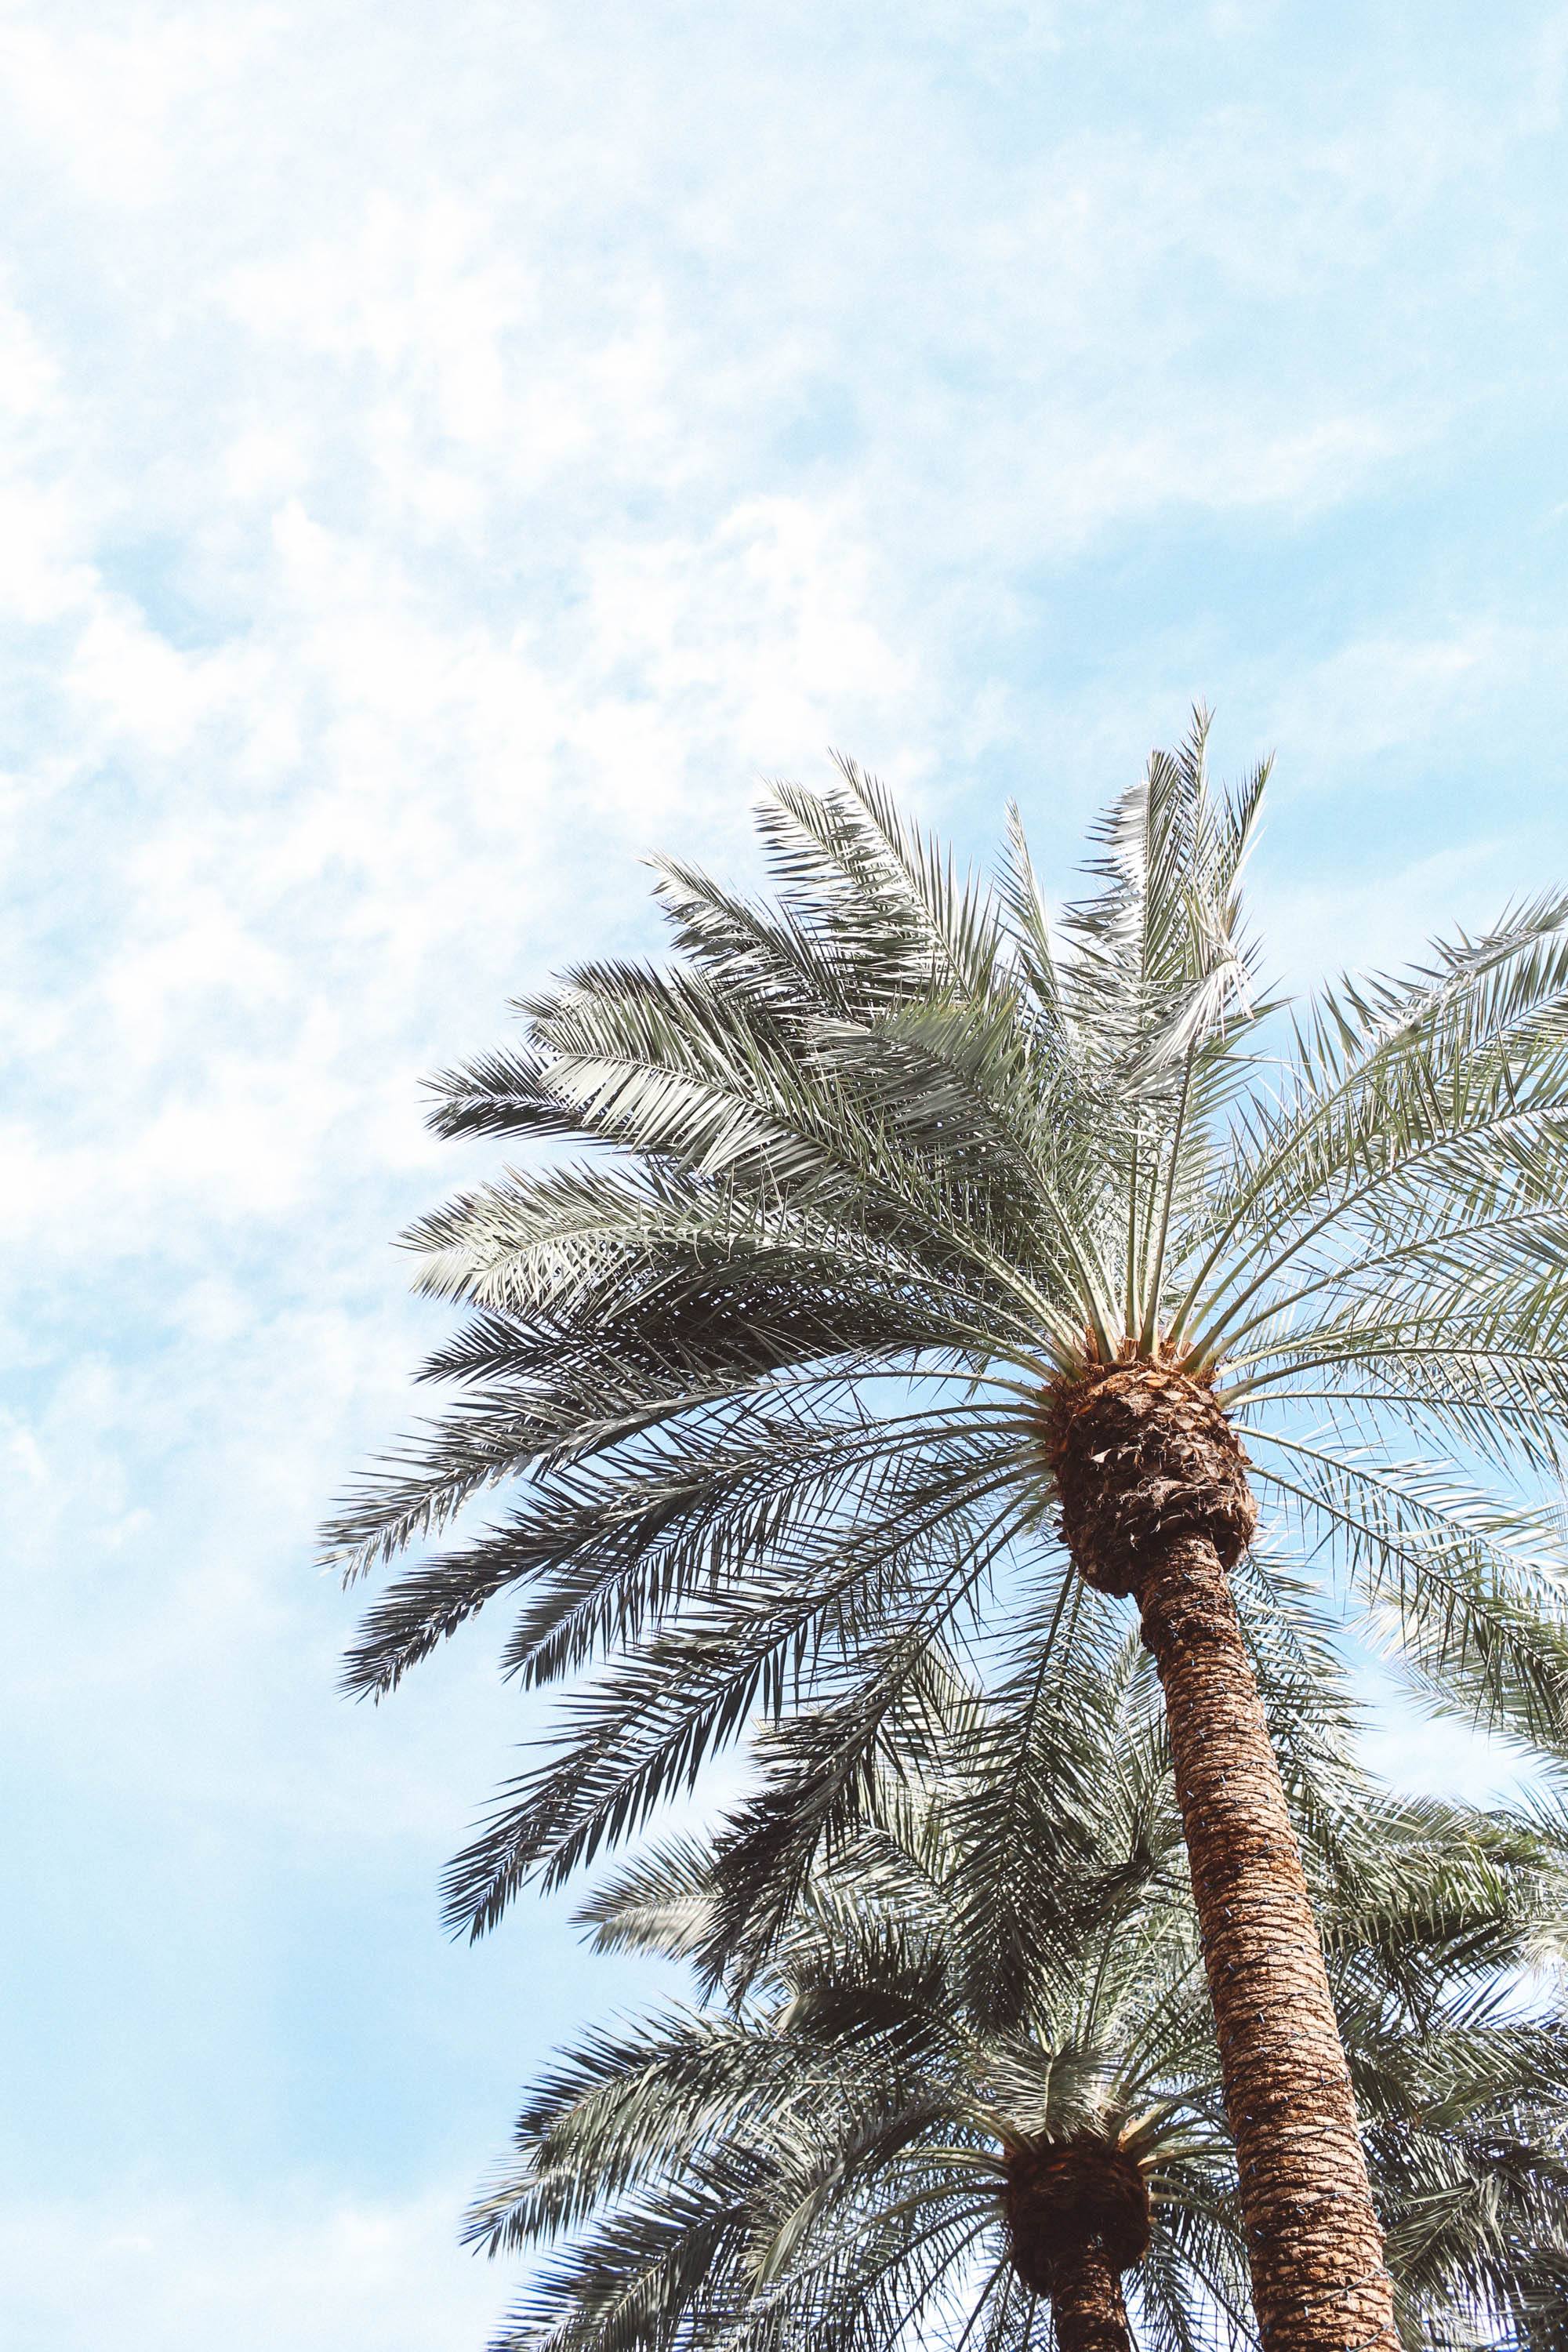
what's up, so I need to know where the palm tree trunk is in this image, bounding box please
[1048,1360,1398,2351]
[1046,2245,1134,2352]
[1134,1532,1397,2352]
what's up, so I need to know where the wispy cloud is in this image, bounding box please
[0,2183,505,2351]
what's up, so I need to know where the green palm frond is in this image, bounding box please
[332,726,1568,1913]
[470,1668,1566,2352]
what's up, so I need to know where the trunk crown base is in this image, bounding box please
[1040,1359,1256,1596]
[1003,2133,1151,2293]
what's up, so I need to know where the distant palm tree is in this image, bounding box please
[467,1654,1568,2352]
[327,717,1568,2350]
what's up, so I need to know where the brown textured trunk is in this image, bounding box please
[1046,2243,1134,2352]
[1135,1535,1396,2352]
[1047,1364,1398,2352]
[1004,2133,1149,2351]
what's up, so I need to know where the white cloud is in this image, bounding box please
[0,2183,506,2352]
[1363,1708,1539,1809]
[1262,622,1562,775]
[0,12,275,208]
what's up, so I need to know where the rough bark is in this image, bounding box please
[1044,2244,1136,2352]
[1045,1359,1257,1597]
[1046,1363,1399,2352]
[1004,2136,1146,2352]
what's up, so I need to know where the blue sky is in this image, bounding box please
[4,2,1568,2343]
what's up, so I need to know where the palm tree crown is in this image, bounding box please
[470,1653,1568,2352]
[328,716,1568,1919]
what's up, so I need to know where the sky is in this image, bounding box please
[4,2,1568,2345]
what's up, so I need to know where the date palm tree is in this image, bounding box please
[466,1658,1568,2352]
[326,717,1568,2350]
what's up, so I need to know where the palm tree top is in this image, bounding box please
[324,714,1568,1938]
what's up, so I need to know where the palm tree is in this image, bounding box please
[466,1660,1568,2352]
[326,717,1568,2350]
